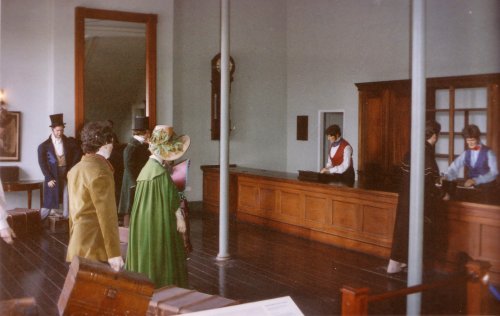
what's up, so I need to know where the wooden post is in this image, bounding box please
[341,286,370,316]
[466,260,491,315]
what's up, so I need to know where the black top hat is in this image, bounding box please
[49,113,66,127]
[132,116,149,131]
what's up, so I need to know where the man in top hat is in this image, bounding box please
[118,116,150,226]
[37,113,82,219]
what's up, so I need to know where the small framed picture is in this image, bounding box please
[0,111,21,161]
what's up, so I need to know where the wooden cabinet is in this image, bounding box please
[356,80,411,189]
[357,73,500,191]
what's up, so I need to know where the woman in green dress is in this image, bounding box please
[125,125,190,288]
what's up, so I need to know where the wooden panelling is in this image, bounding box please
[362,205,393,238]
[442,201,500,284]
[202,173,220,213]
[201,166,238,214]
[479,224,500,261]
[238,183,259,214]
[331,201,360,232]
[304,195,329,225]
[446,220,479,257]
[280,190,303,219]
[259,187,276,213]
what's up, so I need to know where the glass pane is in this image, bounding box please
[454,136,465,156]
[455,87,487,109]
[469,113,487,133]
[436,112,449,131]
[435,89,449,109]
[436,158,449,175]
[454,112,465,132]
[436,135,449,154]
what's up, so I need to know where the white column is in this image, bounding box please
[217,0,230,261]
[407,0,426,314]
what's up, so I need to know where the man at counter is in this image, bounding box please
[387,120,443,274]
[320,124,354,185]
[444,124,498,191]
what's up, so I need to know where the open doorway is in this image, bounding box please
[318,111,344,170]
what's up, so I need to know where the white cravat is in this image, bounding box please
[51,134,64,156]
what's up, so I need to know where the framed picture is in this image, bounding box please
[0,111,21,161]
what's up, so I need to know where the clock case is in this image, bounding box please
[211,53,235,140]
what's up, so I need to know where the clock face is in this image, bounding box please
[216,58,234,73]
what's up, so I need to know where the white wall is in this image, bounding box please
[173,0,288,201]
[285,0,500,174]
[0,0,174,209]
[286,0,412,174]
[1,0,499,207]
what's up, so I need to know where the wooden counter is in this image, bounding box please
[202,166,500,284]
[201,166,398,258]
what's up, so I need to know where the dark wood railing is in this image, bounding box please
[341,260,492,315]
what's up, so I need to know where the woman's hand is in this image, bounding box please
[176,209,186,233]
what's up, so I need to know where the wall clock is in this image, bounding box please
[211,53,235,140]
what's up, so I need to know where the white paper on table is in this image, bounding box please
[182,296,304,316]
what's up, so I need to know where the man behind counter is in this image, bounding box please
[320,124,355,185]
[444,124,498,203]
[445,124,498,186]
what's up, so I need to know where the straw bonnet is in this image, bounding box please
[149,125,190,161]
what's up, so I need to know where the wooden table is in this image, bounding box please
[2,180,43,209]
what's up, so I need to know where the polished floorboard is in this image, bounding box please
[0,203,474,315]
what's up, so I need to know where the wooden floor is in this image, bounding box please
[0,202,489,315]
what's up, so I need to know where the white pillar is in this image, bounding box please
[217,0,230,261]
[407,0,426,314]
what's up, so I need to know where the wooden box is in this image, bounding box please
[147,286,238,315]
[6,208,41,237]
[58,256,154,316]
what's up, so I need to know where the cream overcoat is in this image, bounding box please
[66,154,121,262]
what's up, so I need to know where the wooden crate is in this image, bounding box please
[58,256,154,316]
[6,208,41,237]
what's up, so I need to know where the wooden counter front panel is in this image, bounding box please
[237,176,397,257]
[443,201,500,284]
[202,168,238,214]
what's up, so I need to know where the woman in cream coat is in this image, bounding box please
[66,121,123,271]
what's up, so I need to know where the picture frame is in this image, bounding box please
[0,111,21,161]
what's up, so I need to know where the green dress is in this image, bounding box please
[125,158,188,288]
